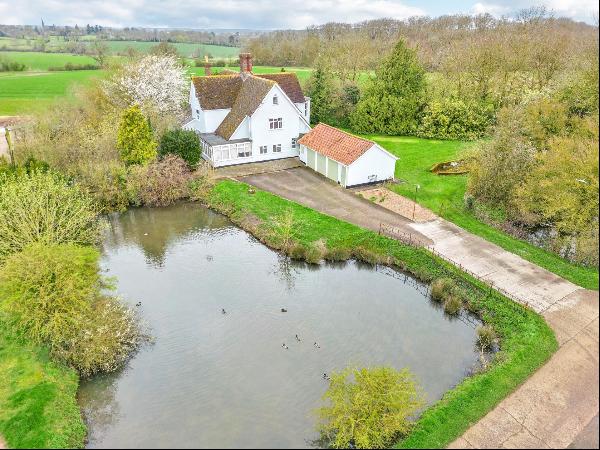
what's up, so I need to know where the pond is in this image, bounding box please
[79,202,481,449]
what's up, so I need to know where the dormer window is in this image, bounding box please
[273,95,279,105]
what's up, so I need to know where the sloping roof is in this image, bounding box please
[298,123,376,166]
[215,76,275,140]
[192,72,305,111]
[192,75,242,110]
[255,73,305,103]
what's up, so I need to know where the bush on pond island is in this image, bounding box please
[0,170,102,263]
[0,243,143,377]
[316,366,424,449]
[127,154,200,207]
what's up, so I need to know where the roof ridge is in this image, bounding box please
[298,123,375,166]
[316,123,374,145]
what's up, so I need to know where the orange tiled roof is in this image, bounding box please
[298,123,375,166]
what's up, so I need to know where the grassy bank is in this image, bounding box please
[0,325,86,449]
[364,134,599,290]
[206,179,557,448]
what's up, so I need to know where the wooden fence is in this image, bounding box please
[378,222,528,308]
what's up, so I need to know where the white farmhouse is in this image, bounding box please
[183,53,311,167]
[298,123,398,188]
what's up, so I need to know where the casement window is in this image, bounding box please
[304,103,307,116]
[260,145,268,154]
[272,144,282,153]
[291,138,297,149]
[273,95,278,105]
[237,143,251,158]
[214,146,231,162]
[269,118,283,130]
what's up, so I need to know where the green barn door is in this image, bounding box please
[317,154,327,176]
[307,149,316,169]
[326,159,339,182]
[340,165,347,187]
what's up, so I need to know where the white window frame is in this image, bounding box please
[260,145,268,154]
[273,94,278,105]
[272,144,282,153]
[269,118,283,130]
[291,138,297,149]
[237,143,251,158]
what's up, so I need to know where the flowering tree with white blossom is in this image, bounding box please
[106,55,188,115]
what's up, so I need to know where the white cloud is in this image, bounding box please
[471,2,511,16]
[544,0,598,22]
[471,0,598,22]
[0,0,425,29]
[0,0,597,29]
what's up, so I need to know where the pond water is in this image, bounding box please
[79,202,481,449]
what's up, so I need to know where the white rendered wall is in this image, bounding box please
[346,144,397,187]
[243,84,309,164]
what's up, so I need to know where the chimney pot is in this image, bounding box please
[239,53,253,74]
[204,55,212,76]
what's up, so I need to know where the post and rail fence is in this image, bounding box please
[378,222,528,308]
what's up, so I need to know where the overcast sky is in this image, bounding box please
[0,0,597,29]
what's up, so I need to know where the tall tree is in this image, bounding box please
[116,106,157,166]
[307,65,336,125]
[350,39,426,135]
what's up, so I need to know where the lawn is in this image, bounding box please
[362,134,599,290]
[0,325,86,448]
[0,51,100,71]
[206,179,557,448]
[0,70,105,115]
[189,65,314,83]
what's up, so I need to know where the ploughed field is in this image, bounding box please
[78,202,482,448]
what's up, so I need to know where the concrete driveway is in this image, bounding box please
[239,167,433,246]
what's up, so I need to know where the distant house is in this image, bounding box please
[183,53,311,167]
[298,124,398,187]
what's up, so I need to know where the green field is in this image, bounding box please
[189,65,314,82]
[0,37,239,59]
[364,134,599,290]
[0,62,312,115]
[0,70,104,115]
[104,40,239,58]
[0,51,100,71]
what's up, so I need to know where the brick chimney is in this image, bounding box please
[239,53,253,74]
[204,55,212,76]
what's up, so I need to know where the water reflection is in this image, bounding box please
[81,202,481,449]
[103,203,232,266]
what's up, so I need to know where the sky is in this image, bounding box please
[0,0,597,30]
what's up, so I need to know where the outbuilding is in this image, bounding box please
[298,123,398,188]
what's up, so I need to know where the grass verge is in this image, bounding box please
[362,134,599,290]
[206,179,558,448]
[0,324,86,449]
